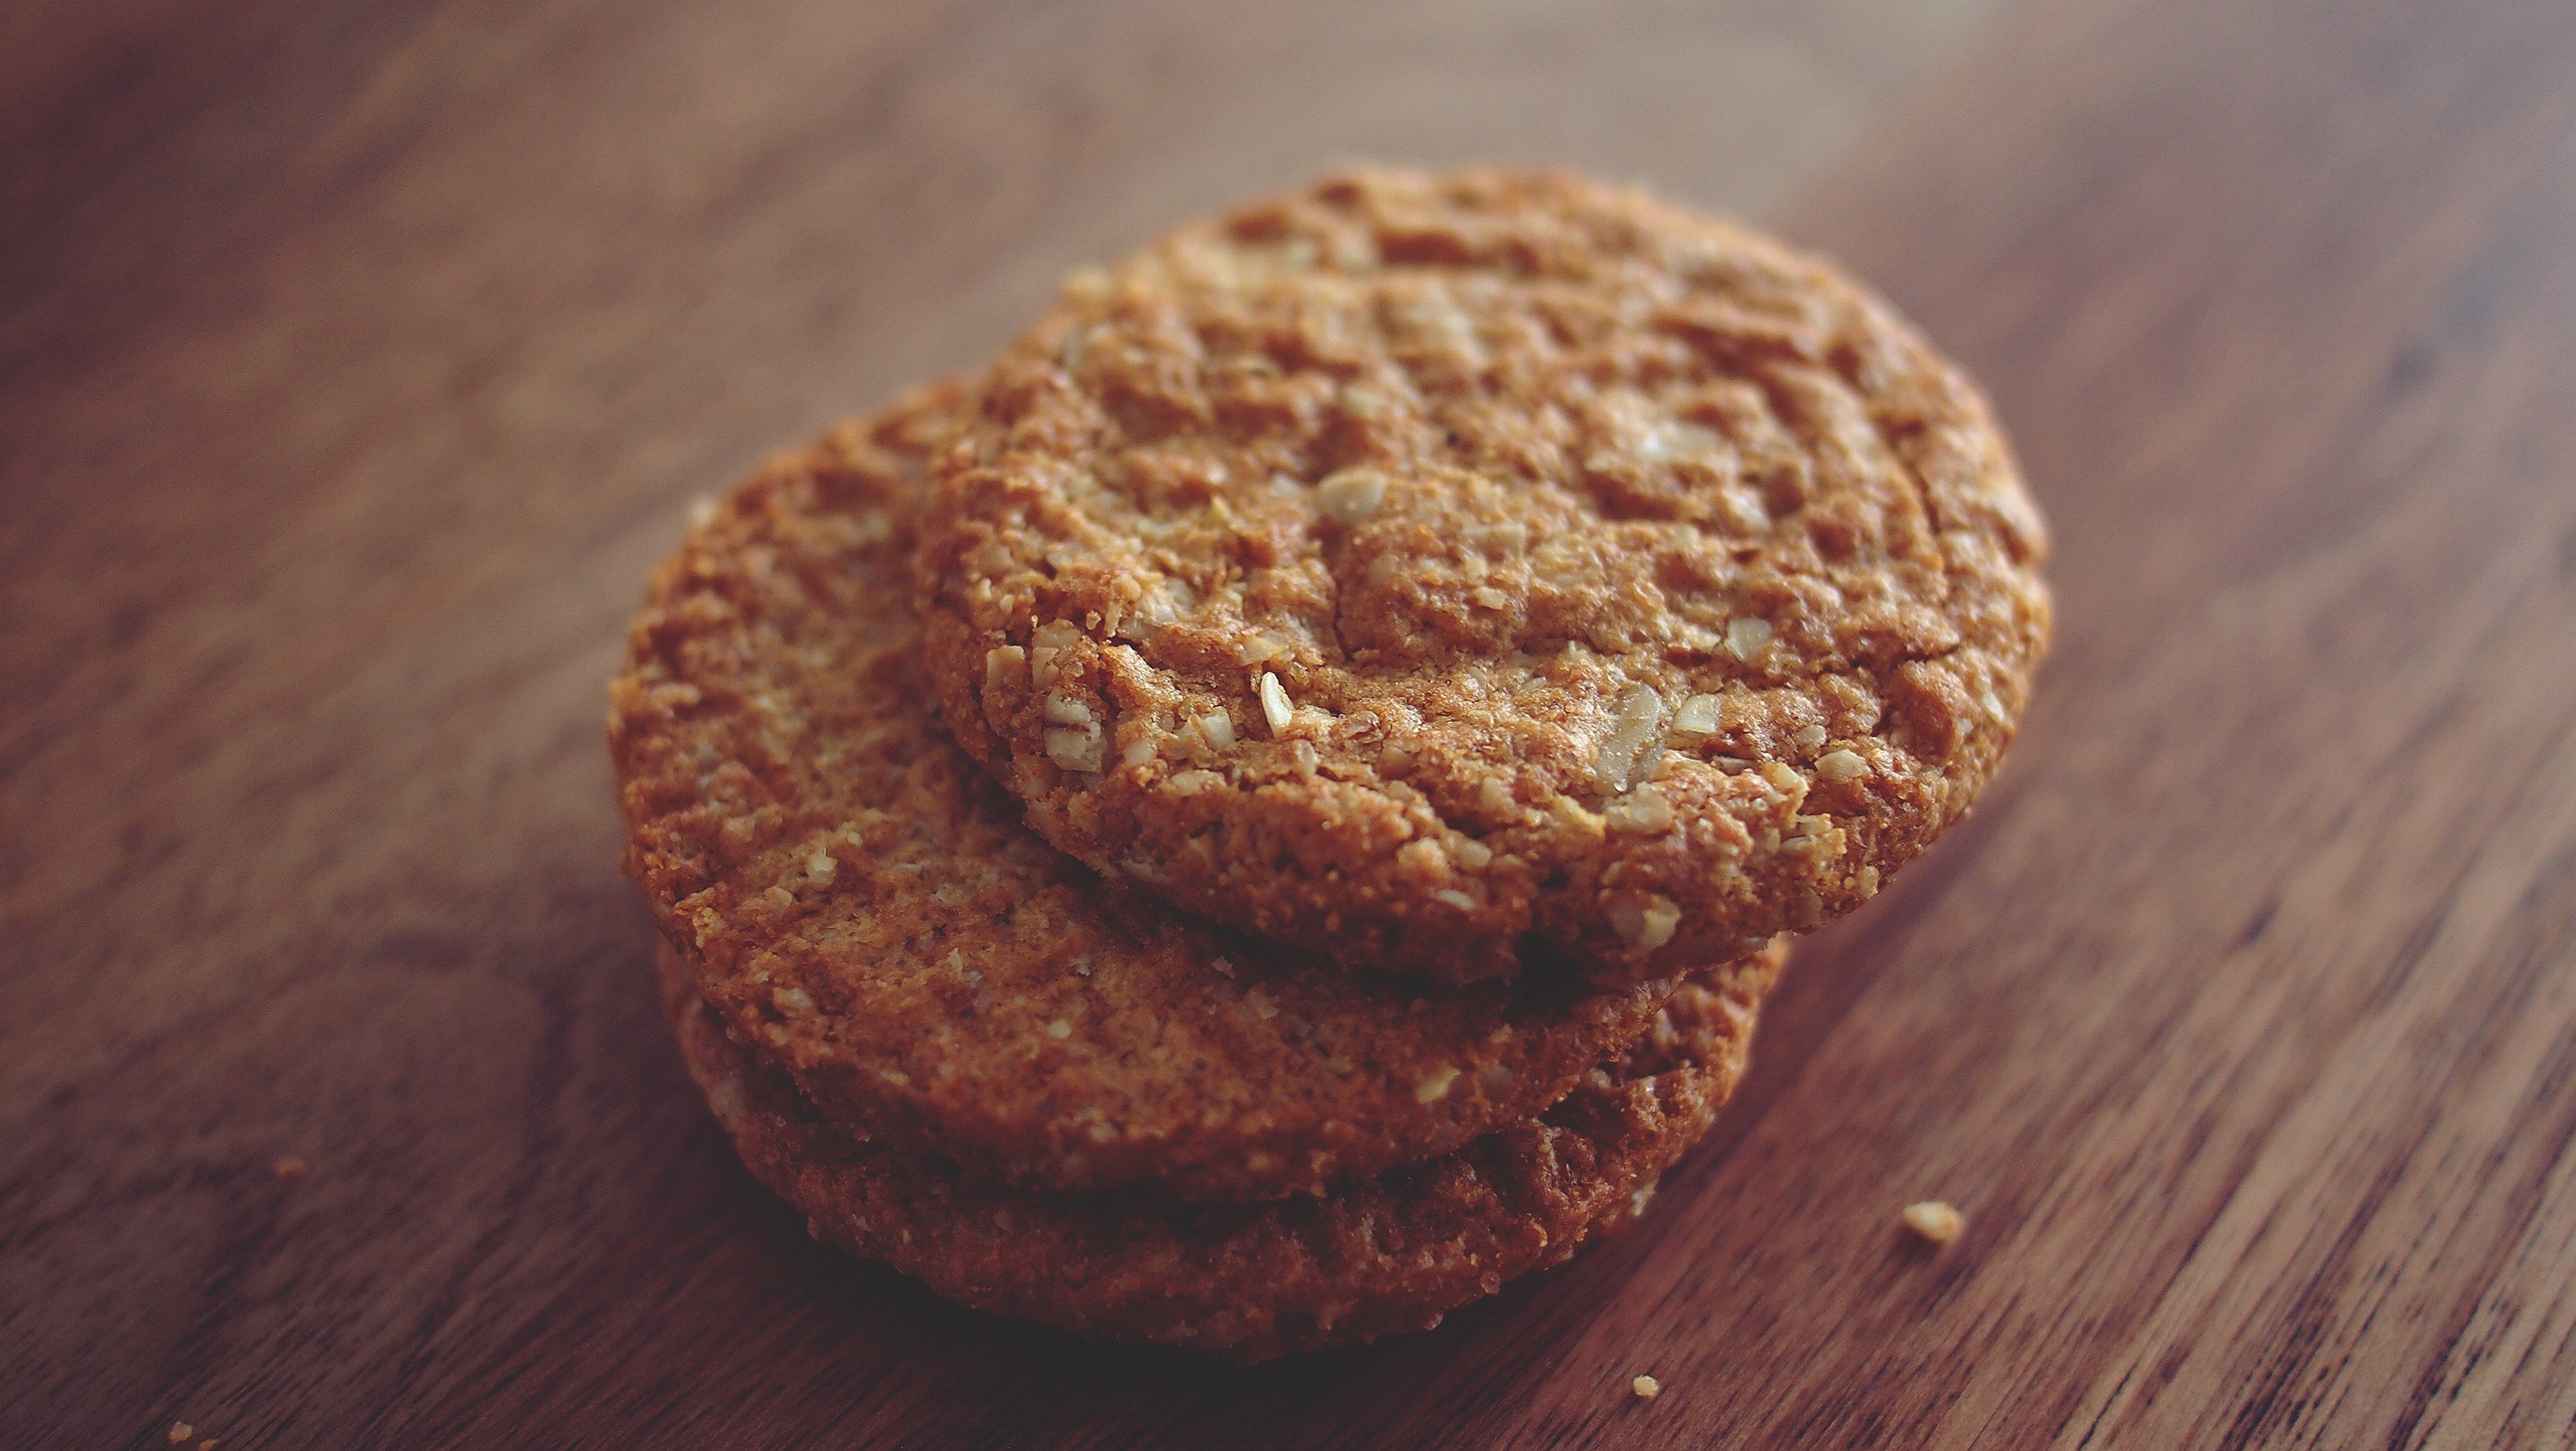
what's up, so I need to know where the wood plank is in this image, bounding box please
[7,0,2576,1446]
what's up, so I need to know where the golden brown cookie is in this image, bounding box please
[661,939,1777,1362]
[610,389,1777,1202]
[917,167,2050,986]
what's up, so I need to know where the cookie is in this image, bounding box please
[916,167,2050,985]
[610,389,1779,1202]
[661,939,1779,1362]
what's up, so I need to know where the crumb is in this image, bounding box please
[168,1424,192,1445]
[201,1441,221,1449]
[274,1156,308,1180]
[1902,1200,1966,1244]
[1631,1374,1662,1399]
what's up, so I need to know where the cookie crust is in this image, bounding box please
[611,390,1771,1202]
[661,941,1777,1362]
[918,168,2050,985]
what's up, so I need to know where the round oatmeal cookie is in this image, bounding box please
[661,939,1778,1362]
[610,390,1777,1202]
[916,167,2050,986]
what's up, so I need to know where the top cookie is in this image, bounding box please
[609,386,1757,1203]
[918,167,2050,986]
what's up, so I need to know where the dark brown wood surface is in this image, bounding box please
[9,0,2576,1445]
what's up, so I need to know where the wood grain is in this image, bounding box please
[6,0,2576,1446]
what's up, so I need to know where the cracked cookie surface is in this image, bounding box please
[661,939,1777,1362]
[610,387,1774,1202]
[919,167,2050,986]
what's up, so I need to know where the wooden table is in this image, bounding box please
[10,0,2576,1445]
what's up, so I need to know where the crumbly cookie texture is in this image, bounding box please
[918,167,2050,985]
[610,389,1769,1202]
[661,941,1777,1363]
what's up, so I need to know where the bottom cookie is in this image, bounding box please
[661,939,1781,1362]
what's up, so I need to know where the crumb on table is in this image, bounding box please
[1631,1374,1662,1399]
[167,1424,192,1445]
[1902,1200,1966,1244]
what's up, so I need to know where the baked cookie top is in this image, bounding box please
[661,939,1777,1362]
[609,387,1761,1202]
[917,167,2050,985]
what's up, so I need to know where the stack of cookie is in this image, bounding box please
[610,169,2050,1361]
